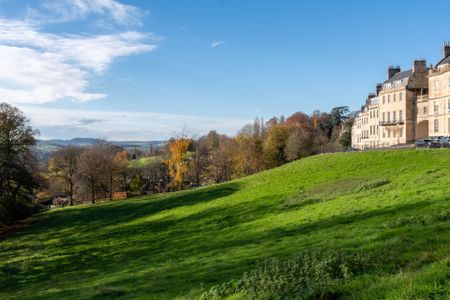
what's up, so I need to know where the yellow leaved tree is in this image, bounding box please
[168,138,191,190]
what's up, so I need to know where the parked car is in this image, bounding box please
[439,136,450,148]
[415,138,431,148]
[429,137,442,148]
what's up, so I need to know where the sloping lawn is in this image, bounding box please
[1,149,450,299]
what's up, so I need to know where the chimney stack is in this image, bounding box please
[376,83,382,95]
[388,66,401,79]
[443,42,450,59]
[413,59,427,73]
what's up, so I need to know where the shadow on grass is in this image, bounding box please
[18,182,244,238]
[3,195,449,299]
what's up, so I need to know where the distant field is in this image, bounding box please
[1,149,450,299]
[128,156,158,168]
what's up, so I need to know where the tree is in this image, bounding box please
[99,144,125,201]
[339,118,354,149]
[285,127,313,161]
[75,147,105,204]
[114,150,129,192]
[144,159,169,193]
[330,106,350,127]
[0,103,39,225]
[188,137,209,186]
[264,124,289,168]
[48,146,82,206]
[168,138,191,190]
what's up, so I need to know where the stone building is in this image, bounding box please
[425,43,450,137]
[352,60,428,149]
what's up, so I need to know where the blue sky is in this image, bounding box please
[1,0,450,140]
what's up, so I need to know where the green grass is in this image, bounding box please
[1,149,450,299]
[128,156,158,169]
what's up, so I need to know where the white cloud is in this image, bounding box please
[0,18,157,103]
[211,41,226,48]
[18,105,252,140]
[30,0,143,26]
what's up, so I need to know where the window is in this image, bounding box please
[399,92,403,101]
[388,112,391,122]
[448,118,450,133]
[377,110,379,118]
[434,80,440,91]
[448,99,450,112]
[448,77,450,87]
[393,111,396,122]
[434,102,439,113]
[434,119,439,133]
[393,128,396,138]
[383,130,385,138]
[382,112,385,122]
[382,96,385,104]
[399,110,403,122]
[388,95,391,103]
[399,127,403,137]
[387,128,391,138]
[393,94,396,102]
[423,106,427,114]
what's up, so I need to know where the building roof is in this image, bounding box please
[384,69,412,84]
[436,55,450,67]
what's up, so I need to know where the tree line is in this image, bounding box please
[0,102,353,226]
[165,107,352,189]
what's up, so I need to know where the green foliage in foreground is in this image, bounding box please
[1,149,450,299]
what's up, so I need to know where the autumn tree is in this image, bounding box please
[264,124,289,168]
[168,138,191,190]
[114,150,129,192]
[235,118,266,176]
[0,103,39,225]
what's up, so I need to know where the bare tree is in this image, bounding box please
[48,146,82,206]
[76,147,105,204]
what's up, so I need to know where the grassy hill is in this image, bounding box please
[1,150,450,299]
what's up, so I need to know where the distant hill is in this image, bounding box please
[35,138,165,159]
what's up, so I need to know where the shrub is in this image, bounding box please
[201,250,374,299]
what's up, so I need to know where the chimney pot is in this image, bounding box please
[413,59,427,73]
[388,66,401,79]
[443,42,450,58]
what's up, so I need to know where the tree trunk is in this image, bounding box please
[109,176,113,201]
[69,181,74,206]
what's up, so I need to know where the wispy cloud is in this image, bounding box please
[0,17,157,104]
[211,40,226,48]
[18,105,251,140]
[176,26,187,31]
[27,0,144,26]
